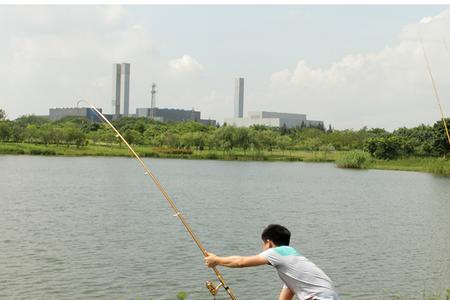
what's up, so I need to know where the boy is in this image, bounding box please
[204,224,339,300]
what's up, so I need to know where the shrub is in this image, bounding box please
[141,151,159,158]
[205,152,219,159]
[0,146,25,154]
[365,136,401,160]
[177,291,188,300]
[30,149,56,156]
[154,147,193,155]
[426,159,450,176]
[336,150,371,169]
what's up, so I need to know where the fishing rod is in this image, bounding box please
[77,100,238,300]
[418,31,450,147]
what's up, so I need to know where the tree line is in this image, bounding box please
[0,110,449,159]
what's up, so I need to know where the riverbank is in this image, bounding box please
[1,142,449,176]
[0,142,338,161]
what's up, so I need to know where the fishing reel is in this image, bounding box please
[206,280,223,298]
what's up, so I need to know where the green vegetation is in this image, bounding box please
[336,150,372,169]
[126,291,188,300]
[0,142,338,161]
[371,157,450,176]
[0,111,449,175]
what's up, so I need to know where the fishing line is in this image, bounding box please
[77,100,238,300]
[418,31,450,147]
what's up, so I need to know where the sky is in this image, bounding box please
[1,5,450,129]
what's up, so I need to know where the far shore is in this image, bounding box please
[1,142,450,176]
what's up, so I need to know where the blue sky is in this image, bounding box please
[131,6,446,66]
[1,5,450,129]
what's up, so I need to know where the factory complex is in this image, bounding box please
[48,64,323,129]
[225,78,324,129]
[225,111,324,129]
[49,63,216,126]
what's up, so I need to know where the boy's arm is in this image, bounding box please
[278,286,295,300]
[204,252,268,268]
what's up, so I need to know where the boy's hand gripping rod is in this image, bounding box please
[78,100,238,300]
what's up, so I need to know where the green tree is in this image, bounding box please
[63,125,86,147]
[192,132,206,150]
[303,137,322,151]
[249,130,264,152]
[276,135,292,154]
[180,132,195,149]
[123,129,143,145]
[0,121,11,141]
[53,127,65,146]
[24,124,40,143]
[163,132,181,148]
[10,123,24,142]
[432,119,450,157]
[143,123,168,146]
[15,115,49,127]
[215,126,236,151]
[0,109,6,120]
[133,119,147,134]
[259,130,278,151]
[234,127,251,152]
[365,136,401,160]
[100,129,117,146]
[280,123,289,135]
[39,123,55,145]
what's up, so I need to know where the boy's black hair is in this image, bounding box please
[261,224,291,246]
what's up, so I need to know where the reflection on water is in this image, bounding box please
[0,156,449,300]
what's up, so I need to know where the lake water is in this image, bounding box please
[1,155,449,300]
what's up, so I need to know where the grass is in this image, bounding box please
[370,157,450,176]
[1,142,450,176]
[336,150,372,169]
[0,142,339,162]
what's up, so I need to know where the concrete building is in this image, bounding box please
[234,78,244,118]
[136,107,216,126]
[248,111,307,128]
[199,119,217,126]
[112,64,121,118]
[225,111,323,129]
[226,76,323,129]
[49,107,103,122]
[136,107,200,122]
[112,63,130,118]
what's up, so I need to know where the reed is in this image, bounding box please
[336,150,371,169]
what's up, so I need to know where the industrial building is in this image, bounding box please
[225,111,323,129]
[112,63,130,118]
[46,62,214,126]
[134,82,216,125]
[136,107,216,126]
[49,107,104,122]
[225,77,324,129]
[234,78,244,118]
[136,107,199,121]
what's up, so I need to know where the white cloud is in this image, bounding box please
[168,55,204,75]
[104,5,124,22]
[0,6,160,118]
[263,8,450,130]
[2,5,450,130]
